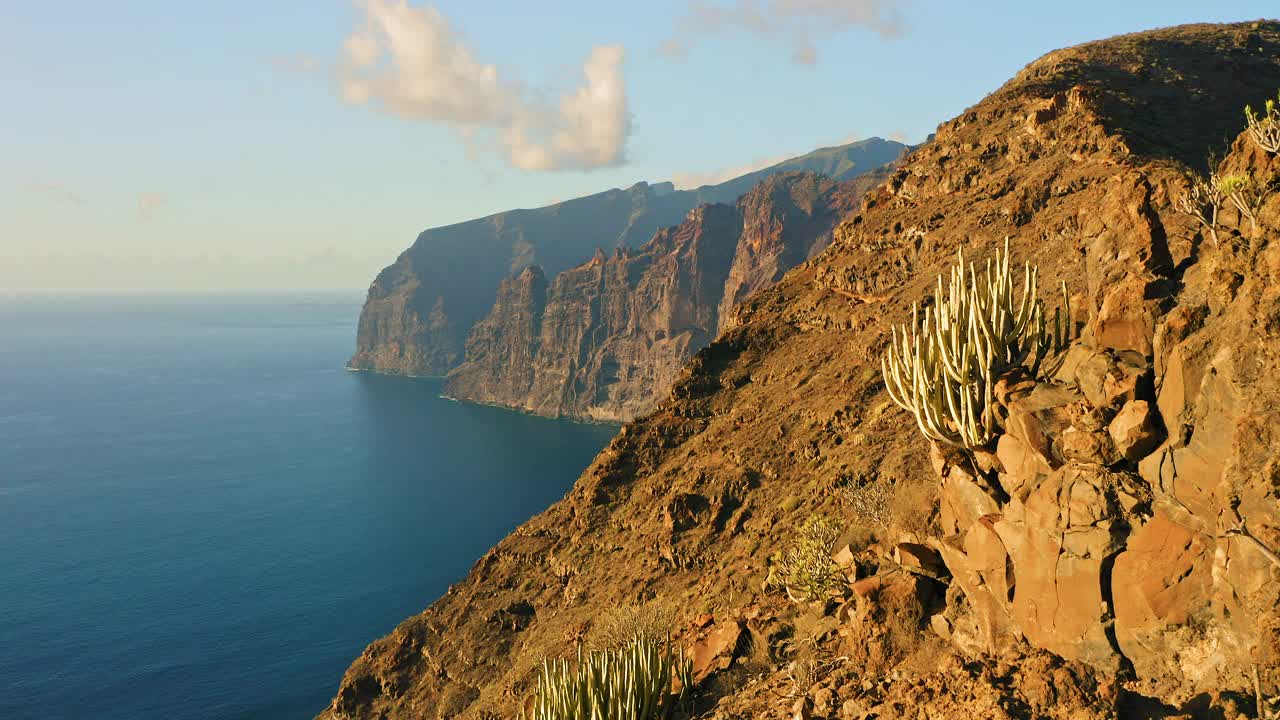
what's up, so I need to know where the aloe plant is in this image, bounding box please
[880,239,1072,449]
[526,634,693,720]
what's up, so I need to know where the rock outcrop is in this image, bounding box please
[442,172,878,422]
[349,139,907,376]
[322,22,1280,720]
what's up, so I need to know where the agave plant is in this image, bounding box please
[527,634,693,720]
[880,239,1072,449]
[1246,93,1280,154]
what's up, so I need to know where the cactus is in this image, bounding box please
[879,239,1072,449]
[1245,93,1280,154]
[526,635,692,720]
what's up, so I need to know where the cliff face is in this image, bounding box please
[443,172,873,422]
[322,22,1280,720]
[348,139,907,376]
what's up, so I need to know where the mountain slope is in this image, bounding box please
[348,139,907,376]
[442,171,883,423]
[322,21,1280,720]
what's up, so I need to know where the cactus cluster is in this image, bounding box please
[526,635,693,720]
[1245,92,1280,154]
[880,240,1072,449]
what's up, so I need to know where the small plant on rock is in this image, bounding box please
[1175,173,1225,246]
[526,634,693,720]
[1217,172,1273,237]
[879,239,1073,449]
[767,515,843,602]
[1246,92,1280,154]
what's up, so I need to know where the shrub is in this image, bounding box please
[1246,92,1280,154]
[879,239,1072,449]
[768,515,843,602]
[1175,173,1224,246]
[590,602,677,651]
[526,635,693,720]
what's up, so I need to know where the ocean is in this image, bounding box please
[0,294,617,720]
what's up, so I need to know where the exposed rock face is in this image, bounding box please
[443,172,876,422]
[321,22,1280,720]
[349,140,907,376]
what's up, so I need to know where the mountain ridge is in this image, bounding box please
[348,138,907,377]
[441,170,885,423]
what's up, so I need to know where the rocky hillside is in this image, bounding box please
[442,172,880,423]
[348,138,907,376]
[321,22,1280,720]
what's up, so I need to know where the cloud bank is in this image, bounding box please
[663,0,907,65]
[339,0,630,171]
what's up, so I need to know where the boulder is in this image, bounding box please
[993,465,1126,671]
[1003,383,1083,468]
[1092,274,1159,356]
[1071,348,1150,411]
[687,618,743,683]
[1108,400,1163,462]
[934,518,1017,657]
[1111,511,1215,684]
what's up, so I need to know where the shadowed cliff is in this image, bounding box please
[442,171,886,422]
[348,139,907,376]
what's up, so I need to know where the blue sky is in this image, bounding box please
[1,1,1274,293]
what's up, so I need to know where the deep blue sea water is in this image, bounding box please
[0,294,617,720]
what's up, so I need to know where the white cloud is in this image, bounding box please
[664,0,907,65]
[138,192,167,221]
[338,0,630,171]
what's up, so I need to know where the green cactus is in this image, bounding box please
[526,634,693,720]
[879,239,1072,449]
[1245,91,1280,154]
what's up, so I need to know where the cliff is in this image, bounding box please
[442,172,878,422]
[322,22,1280,720]
[348,139,907,376]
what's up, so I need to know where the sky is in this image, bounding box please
[1,1,1275,294]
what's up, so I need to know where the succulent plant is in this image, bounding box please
[526,634,692,720]
[767,514,843,602]
[879,239,1072,449]
[1245,93,1280,154]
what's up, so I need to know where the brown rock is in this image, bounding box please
[935,519,1016,657]
[688,618,744,683]
[1108,400,1163,461]
[1093,273,1159,356]
[1111,512,1214,682]
[832,544,856,569]
[992,465,1125,670]
[938,462,1002,537]
[893,542,948,580]
[1055,427,1121,465]
[995,432,1051,497]
[1072,348,1150,411]
[1004,382,1083,468]
[850,576,884,598]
